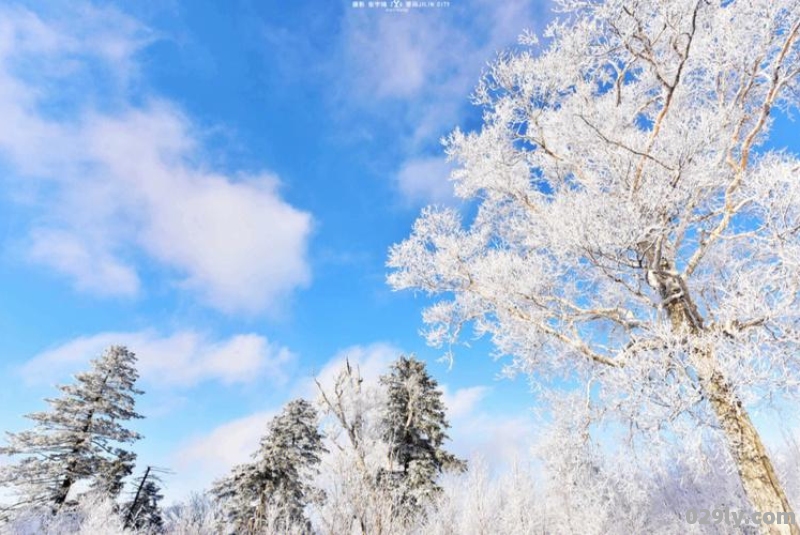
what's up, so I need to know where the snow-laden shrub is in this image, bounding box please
[3,493,126,535]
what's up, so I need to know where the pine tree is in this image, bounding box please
[0,345,143,514]
[211,398,326,534]
[124,466,165,532]
[378,355,466,520]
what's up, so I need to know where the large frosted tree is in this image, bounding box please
[212,398,325,534]
[0,345,143,514]
[388,0,800,532]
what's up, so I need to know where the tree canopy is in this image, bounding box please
[389,0,800,527]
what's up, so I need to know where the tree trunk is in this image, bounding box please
[53,373,110,512]
[124,466,151,529]
[691,347,797,534]
[52,410,94,511]
[652,258,798,535]
[52,474,73,511]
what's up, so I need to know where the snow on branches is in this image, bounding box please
[388,0,800,525]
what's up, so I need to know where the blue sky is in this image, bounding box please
[0,0,552,500]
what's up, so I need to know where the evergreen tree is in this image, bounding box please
[124,466,165,532]
[0,345,143,513]
[378,355,466,519]
[211,398,326,534]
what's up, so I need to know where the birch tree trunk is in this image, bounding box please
[697,356,797,535]
[656,262,797,535]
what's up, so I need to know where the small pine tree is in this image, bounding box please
[379,355,466,519]
[212,398,326,534]
[0,345,143,513]
[124,466,165,532]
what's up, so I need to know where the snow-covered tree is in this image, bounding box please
[4,491,129,535]
[378,356,466,520]
[0,345,143,514]
[314,359,398,535]
[388,0,800,530]
[162,492,222,535]
[124,466,165,532]
[211,398,325,534]
[417,456,546,535]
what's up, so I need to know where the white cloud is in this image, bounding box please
[0,5,312,314]
[168,410,276,498]
[437,384,535,467]
[20,330,295,389]
[442,385,490,420]
[344,13,447,100]
[341,9,470,147]
[440,383,535,466]
[28,229,141,296]
[449,413,537,467]
[396,156,455,206]
[340,0,548,204]
[342,1,538,107]
[178,410,275,474]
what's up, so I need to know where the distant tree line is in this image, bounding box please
[0,346,464,534]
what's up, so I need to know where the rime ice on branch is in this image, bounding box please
[388,0,800,531]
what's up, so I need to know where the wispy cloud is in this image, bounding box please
[442,384,490,420]
[20,330,295,389]
[0,4,312,314]
[440,382,536,466]
[395,156,456,205]
[337,0,549,204]
[448,413,536,468]
[178,410,276,474]
[170,409,276,498]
